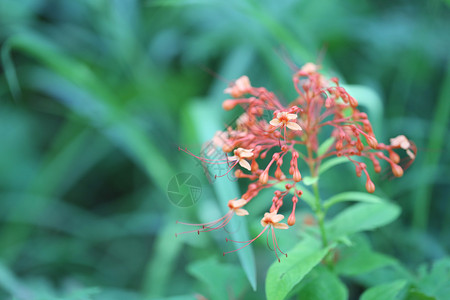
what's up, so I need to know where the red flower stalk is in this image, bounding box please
[177,63,414,260]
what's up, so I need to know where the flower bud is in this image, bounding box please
[349,97,358,107]
[355,165,362,177]
[293,169,302,182]
[275,166,284,180]
[389,151,400,164]
[222,99,237,111]
[251,159,259,172]
[336,139,343,151]
[366,135,378,149]
[356,140,364,151]
[366,180,375,193]
[374,164,381,173]
[259,170,269,184]
[391,164,404,177]
[288,213,296,226]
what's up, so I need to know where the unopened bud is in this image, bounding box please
[336,139,343,151]
[275,166,284,180]
[391,164,404,177]
[259,171,269,184]
[356,140,364,151]
[288,213,296,226]
[366,180,375,193]
[293,169,302,182]
[222,99,237,111]
[366,135,378,149]
[374,164,381,173]
[349,97,358,107]
[251,159,259,172]
[389,151,400,164]
[355,165,362,177]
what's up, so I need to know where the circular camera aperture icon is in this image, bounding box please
[167,172,202,207]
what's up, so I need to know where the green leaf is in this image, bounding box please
[188,101,257,291]
[187,257,247,300]
[327,202,401,240]
[360,280,408,300]
[265,236,332,300]
[323,192,386,211]
[293,265,348,300]
[302,176,318,186]
[405,290,436,300]
[318,157,349,176]
[317,137,336,157]
[415,258,450,300]
[335,235,396,276]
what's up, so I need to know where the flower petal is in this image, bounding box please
[228,155,238,162]
[239,159,251,171]
[287,122,302,131]
[235,208,249,216]
[261,219,268,227]
[273,223,289,230]
[287,113,298,120]
[271,214,285,223]
[231,198,247,208]
[239,149,254,158]
[270,119,281,127]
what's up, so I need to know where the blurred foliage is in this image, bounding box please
[0,0,449,299]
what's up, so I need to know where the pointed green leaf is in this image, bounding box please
[327,202,400,240]
[323,192,386,211]
[360,280,408,300]
[265,236,332,300]
[294,265,348,300]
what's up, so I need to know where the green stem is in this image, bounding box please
[313,181,328,248]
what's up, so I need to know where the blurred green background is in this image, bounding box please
[0,0,449,299]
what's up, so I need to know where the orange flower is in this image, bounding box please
[227,198,249,216]
[260,211,289,229]
[270,112,302,131]
[224,76,252,98]
[228,148,253,171]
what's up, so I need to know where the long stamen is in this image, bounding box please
[223,226,269,255]
[266,227,274,251]
[215,160,239,178]
[176,211,234,237]
[179,147,229,164]
[272,226,287,258]
[271,226,280,262]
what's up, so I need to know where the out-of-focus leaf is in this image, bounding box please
[415,258,450,300]
[327,202,400,240]
[335,235,397,276]
[405,290,436,300]
[302,176,318,186]
[188,100,257,291]
[143,221,183,297]
[318,157,349,176]
[323,192,385,211]
[292,264,348,300]
[0,263,31,299]
[360,280,408,300]
[317,137,336,157]
[187,257,246,300]
[265,236,332,300]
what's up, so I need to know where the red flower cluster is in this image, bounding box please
[177,63,415,260]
